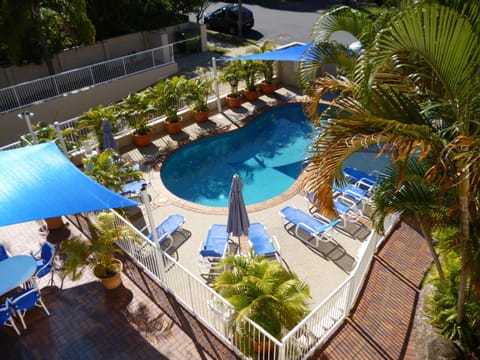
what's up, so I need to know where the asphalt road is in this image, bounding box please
[193,1,357,46]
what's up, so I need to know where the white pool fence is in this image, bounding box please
[111,209,400,359]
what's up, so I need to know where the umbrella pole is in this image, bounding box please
[141,186,166,283]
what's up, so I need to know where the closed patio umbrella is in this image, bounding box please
[226,174,250,254]
[102,118,119,153]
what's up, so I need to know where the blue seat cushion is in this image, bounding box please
[200,224,229,257]
[147,214,185,244]
[343,167,378,184]
[248,223,276,256]
[280,206,340,235]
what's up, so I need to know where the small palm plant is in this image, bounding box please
[213,254,311,342]
[83,149,143,192]
[255,40,276,84]
[220,61,243,98]
[60,212,134,284]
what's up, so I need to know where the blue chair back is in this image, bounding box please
[10,288,41,312]
[0,244,9,261]
[0,303,13,326]
[36,242,55,278]
[41,242,54,262]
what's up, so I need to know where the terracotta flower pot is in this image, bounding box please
[133,133,153,147]
[45,216,65,230]
[164,117,184,134]
[192,110,209,123]
[226,95,242,109]
[253,339,276,354]
[244,90,260,101]
[95,259,123,290]
[260,82,276,94]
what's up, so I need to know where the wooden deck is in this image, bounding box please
[312,221,433,359]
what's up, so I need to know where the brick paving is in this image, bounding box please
[0,216,433,360]
[313,221,433,359]
[0,91,433,359]
[0,216,241,360]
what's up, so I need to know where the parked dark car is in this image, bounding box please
[204,4,254,35]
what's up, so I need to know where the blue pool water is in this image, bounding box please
[161,103,313,207]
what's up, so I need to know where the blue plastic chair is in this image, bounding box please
[33,242,55,280]
[248,222,281,260]
[279,206,340,247]
[9,287,50,330]
[0,243,10,262]
[0,301,20,335]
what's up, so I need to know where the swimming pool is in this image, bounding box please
[161,103,313,207]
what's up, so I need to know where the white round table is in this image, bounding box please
[0,255,37,296]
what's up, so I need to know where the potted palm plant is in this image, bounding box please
[60,212,135,289]
[121,92,154,147]
[83,149,143,192]
[220,61,243,109]
[187,68,213,123]
[213,254,311,354]
[153,75,189,134]
[256,40,277,94]
[78,104,120,151]
[241,60,261,101]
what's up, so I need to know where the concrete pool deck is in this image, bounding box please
[121,86,372,306]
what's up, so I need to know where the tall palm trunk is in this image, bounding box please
[418,220,445,283]
[456,176,470,324]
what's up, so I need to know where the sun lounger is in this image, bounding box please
[120,179,147,198]
[333,183,369,204]
[248,222,281,261]
[306,193,363,227]
[198,224,231,280]
[145,214,185,252]
[343,167,379,194]
[279,206,340,247]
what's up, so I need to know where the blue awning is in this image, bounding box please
[227,43,314,62]
[0,142,138,226]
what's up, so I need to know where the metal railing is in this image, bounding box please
[1,69,221,154]
[110,208,400,360]
[0,44,175,114]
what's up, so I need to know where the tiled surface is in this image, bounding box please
[0,217,241,360]
[0,90,432,359]
[313,221,433,359]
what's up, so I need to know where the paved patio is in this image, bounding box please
[0,88,431,359]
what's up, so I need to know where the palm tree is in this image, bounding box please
[213,254,311,339]
[372,157,449,283]
[300,0,480,325]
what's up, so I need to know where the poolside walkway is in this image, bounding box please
[0,91,433,359]
[313,220,433,359]
[0,217,432,359]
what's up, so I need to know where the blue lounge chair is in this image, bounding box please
[144,214,185,252]
[343,167,380,194]
[198,224,231,278]
[333,183,369,204]
[121,179,147,198]
[279,206,340,247]
[306,193,363,227]
[248,222,281,261]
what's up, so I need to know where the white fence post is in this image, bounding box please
[53,122,68,156]
[212,57,222,113]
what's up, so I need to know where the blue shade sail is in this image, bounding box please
[0,142,138,226]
